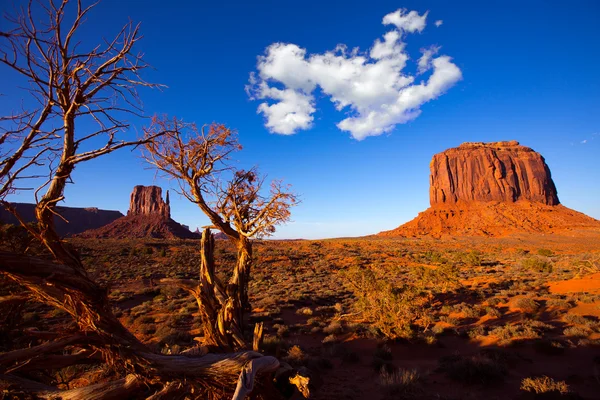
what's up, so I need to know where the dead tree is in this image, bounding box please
[0,1,297,398]
[143,117,298,350]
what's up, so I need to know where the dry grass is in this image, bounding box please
[521,376,570,394]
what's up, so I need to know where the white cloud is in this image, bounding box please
[418,46,440,74]
[581,140,587,144]
[247,9,462,140]
[382,9,428,33]
[435,20,443,27]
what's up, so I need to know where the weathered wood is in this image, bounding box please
[231,356,280,400]
[253,322,264,352]
[0,334,86,370]
[40,374,142,400]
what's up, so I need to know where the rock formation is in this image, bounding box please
[380,141,600,237]
[128,185,171,218]
[429,141,559,206]
[79,186,197,239]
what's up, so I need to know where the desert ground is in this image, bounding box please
[4,228,599,399]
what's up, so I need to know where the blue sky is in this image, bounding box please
[1,0,599,239]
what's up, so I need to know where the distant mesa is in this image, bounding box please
[0,204,123,237]
[380,141,600,237]
[78,185,197,239]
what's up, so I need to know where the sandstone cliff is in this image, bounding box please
[380,141,600,237]
[128,185,171,218]
[429,141,559,206]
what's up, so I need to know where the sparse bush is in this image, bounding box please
[515,297,539,314]
[537,249,554,257]
[485,307,502,318]
[296,307,313,316]
[563,326,591,338]
[521,376,569,395]
[379,368,421,397]
[341,265,458,340]
[285,345,306,365]
[464,251,483,267]
[262,335,287,356]
[547,298,574,309]
[521,257,553,273]
[323,320,344,335]
[274,324,289,338]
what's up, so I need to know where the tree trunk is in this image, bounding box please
[232,237,252,313]
[195,229,246,350]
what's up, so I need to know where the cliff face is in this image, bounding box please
[380,141,599,237]
[0,204,123,237]
[128,185,170,218]
[429,141,559,206]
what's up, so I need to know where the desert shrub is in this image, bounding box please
[489,320,552,344]
[515,297,540,313]
[468,326,486,339]
[138,315,154,324]
[485,307,502,318]
[563,314,588,325]
[563,326,591,338]
[321,334,338,344]
[262,335,288,356]
[285,345,306,365]
[379,368,421,397]
[547,298,574,309]
[521,256,553,273]
[439,315,459,325]
[274,324,289,338]
[341,264,460,340]
[464,250,484,267]
[460,303,484,318]
[421,250,447,265]
[521,376,569,395]
[486,297,503,307]
[431,324,446,335]
[322,320,344,335]
[537,249,554,257]
[439,352,507,385]
[155,325,177,340]
[333,302,344,313]
[296,307,313,316]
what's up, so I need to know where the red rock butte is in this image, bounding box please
[380,141,600,237]
[79,185,197,239]
[128,185,171,218]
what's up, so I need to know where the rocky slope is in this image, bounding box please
[79,186,197,239]
[380,141,600,237]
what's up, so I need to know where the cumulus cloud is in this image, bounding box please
[247,9,462,140]
[382,9,428,33]
[435,20,443,27]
